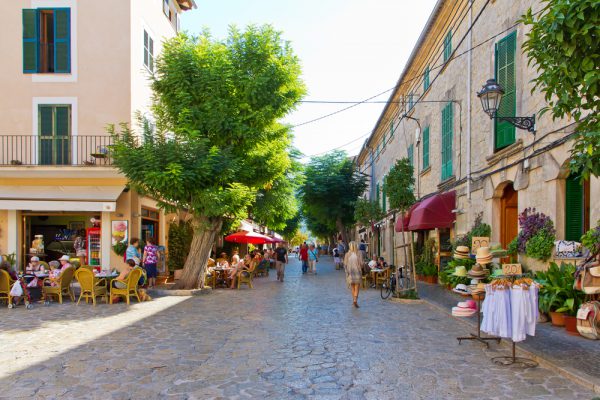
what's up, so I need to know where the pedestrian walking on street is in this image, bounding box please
[308,243,319,274]
[344,241,362,308]
[337,239,346,268]
[299,242,309,274]
[274,243,288,282]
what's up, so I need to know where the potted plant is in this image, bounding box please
[515,208,556,271]
[536,262,580,327]
[422,262,438,284]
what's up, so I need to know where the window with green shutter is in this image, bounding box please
[407,144,414,167]
[422,126,430,169]
[382,131,387,149]
[494,31,516,150]
[389,120,394,138]
[22,8,71,74]
[376,182,380,207]
[441,102,453,180]
[144,30,155,72]
[565,175,584,241]
[39,105,71,165]
[424,66,430,91]
[408,93,414,111]
[443,30,452,62]
[382,181,387,212]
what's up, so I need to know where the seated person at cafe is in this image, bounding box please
[0,260,18,281]
[216,252,230,268]
[231,250,240,266]
[364,256,378,274]
[58,255,72,272]
[25,256,45,274]
[377,257,387,269]
[229,254,252,289]
[45,261,61,286]
[113,261,134,289]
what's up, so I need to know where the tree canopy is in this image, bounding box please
[354,198,384,227]
[109,25,306,288]
[384,158,416,213]
[299,151,368,243]
[522,0,600,180]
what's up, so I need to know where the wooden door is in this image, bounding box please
[501,184,518,249]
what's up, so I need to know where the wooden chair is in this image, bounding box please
[75,268,107,306]
[110,267,143,304]
[362,273,371,289]
[204,270,216,288]
[375,268,390,289]
[43,266,75,304]
[255,259,270,277]
[0,269,14,308]
[237,264,256,289]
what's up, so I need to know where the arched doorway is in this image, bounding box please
[500,183,518,249]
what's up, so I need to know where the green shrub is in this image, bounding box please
[525,228,555,261]
[168,220,194,272]
[112,241,127,256]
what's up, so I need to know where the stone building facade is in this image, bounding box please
[355,0,599,268]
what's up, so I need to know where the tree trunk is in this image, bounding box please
[173,216,222,290]
[336,218,348,244]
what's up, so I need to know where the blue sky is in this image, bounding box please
[180,0,438,160]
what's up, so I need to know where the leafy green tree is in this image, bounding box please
[384,158,416,213]
[522,1,600,180]
[109,26,305,289]
[354,198,384,227]
[300,151,368,244]
[287,229,309,247]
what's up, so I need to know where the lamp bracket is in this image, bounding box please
[494,114,536,133]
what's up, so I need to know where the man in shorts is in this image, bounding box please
[274,243,288,282]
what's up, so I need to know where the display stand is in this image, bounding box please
[456,294,501,348]
[492,340,538,368]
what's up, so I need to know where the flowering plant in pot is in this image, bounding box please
[515,209,556,268]
[536,262,580,327]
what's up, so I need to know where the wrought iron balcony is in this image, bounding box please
[0,135,114,166]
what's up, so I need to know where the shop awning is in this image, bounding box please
[394,202,421,232]
[407,190,456,231]
[0,185,125,211]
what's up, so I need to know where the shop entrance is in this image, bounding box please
[500,184,519,249]
[141,207,159,243]
[22,212,95,267]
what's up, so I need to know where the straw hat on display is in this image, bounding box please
[452,283,470,295]
[468,263,489,279]
[453,266,468,277]
[454,246,470,259]
[475,246,493,265]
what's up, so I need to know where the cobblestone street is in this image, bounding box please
[0,257,595,400]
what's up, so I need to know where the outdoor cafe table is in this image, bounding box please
[370,268,384,288]
[95,272,119,288]
[211,267,233,288]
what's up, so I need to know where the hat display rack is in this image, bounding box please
[454,246,501,347]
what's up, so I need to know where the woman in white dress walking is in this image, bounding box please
[344,241,363,308]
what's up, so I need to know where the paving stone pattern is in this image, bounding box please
[0,257,595,399]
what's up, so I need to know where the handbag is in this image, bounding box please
[581,265,600,295]
[10,280,23,297]
[577,301,600,340]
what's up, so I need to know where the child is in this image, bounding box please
[333,247,341,270]
[46,261,61,287]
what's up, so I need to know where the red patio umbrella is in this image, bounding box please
[224,230,273,245]
[269,237,285,243]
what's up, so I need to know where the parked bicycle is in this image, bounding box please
[380,265,411,299]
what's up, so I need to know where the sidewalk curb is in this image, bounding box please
[422,298,600,394]
[148,287,212,297]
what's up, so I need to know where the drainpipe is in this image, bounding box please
[466,1,473,202]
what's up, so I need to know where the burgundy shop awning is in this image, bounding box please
[407,190,456,231]
[394,202,421,232]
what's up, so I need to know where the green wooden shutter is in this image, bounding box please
[441,103,453,180]
[565,176,584,241]
[39,106,54,165]
[53,8,71,73]
[444,30,452,62]
[55,106,70,164]
[424,66,430,91]
[382,181,387,213]
[495,31,516,149]
[389,120,394,138]
[382,131,386,149]
[23,9,38,73]
[422,126,430,169]
[376,183,380,207]
[408,144,414,166]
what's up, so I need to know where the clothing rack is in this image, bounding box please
[456,295,501,348]
[487,272,538,368]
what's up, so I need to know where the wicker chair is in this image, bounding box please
[43,266,75,304]
[75,268,107,306]
[375,267,391,289]
[39,261,50,270]
[0,269,14,308]
[110,267,143,305]
[79,265,94,271]
[237,263,256,289]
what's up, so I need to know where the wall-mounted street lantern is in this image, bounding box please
[477,78,536,133]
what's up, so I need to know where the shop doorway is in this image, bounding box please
[22,212,94,267]
[500,183,519,249]
[141,207,160,243]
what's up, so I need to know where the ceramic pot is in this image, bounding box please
[563,315,579,336]
[549,311,566,327]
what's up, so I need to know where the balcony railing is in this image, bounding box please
[0,135,114,166]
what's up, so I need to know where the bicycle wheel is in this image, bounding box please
[381,278,393,299]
